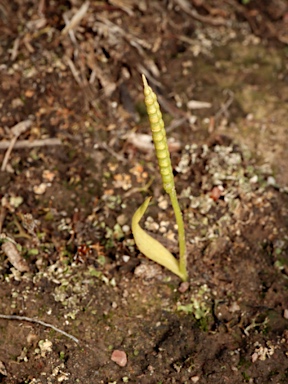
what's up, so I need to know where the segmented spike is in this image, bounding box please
[142,75,175,194]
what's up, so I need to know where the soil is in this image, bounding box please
[0,1,288,383]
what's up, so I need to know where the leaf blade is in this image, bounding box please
[132,197,185,280]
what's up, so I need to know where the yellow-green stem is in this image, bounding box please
[141,74,188,281]
[169,188,187,281]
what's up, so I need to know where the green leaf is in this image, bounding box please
[132,197,185,280]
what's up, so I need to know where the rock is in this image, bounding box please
[111,350,127,367]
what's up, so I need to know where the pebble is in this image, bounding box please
[178,281,189,293]
[33,183,47,195]
[267,176,276,186]
[111,350,127,367]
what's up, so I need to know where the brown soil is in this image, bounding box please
[0,1,288,383]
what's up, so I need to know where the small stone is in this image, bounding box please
[158,196,168,210]
[11,98,24,108]
[229,302,240,313]
[178,281,189,293]
[210,185,223,201]
[267,176,276,186]
[251,352,258,363]
[42,169,56,182]
[191,375,200,383]
[122,225,130,233]
[33,183,47,195]
[283,309,288,320]
[249,175,258,184]
[117,214,127,226]
[111,350,127,367]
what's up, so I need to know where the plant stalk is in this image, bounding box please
[169,188,187,281]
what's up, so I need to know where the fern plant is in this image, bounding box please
[131,75,188,281]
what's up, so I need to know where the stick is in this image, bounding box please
[0,138,62,150]
[61,1,90,35]
[0,314,79,344]
[174,0,227,26]
[0,206,6,233]
[1,120,31,171]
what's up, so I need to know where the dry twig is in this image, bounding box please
[64,56,82,85]
[94,142,127,163]
[0,138,62,150]
[214,89,234,120]
[61,1,90,35]
[108,0,134,16]
[136,64,163,88]
[174,0,227,26]
[63,13,78,45]
[0,207,6,234]
[0,314,79,344]
[1,120,31,171]
[10,37,20,61]
[95,15,151,53]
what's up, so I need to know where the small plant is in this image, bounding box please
[131,75,188,281]
[177,284,210,319]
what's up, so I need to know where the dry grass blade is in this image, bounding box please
[109,0,134,16]
[63,13,78,45]
[62,1,90,35]
[10,37,20,61]
[95,16,151,52]
[214,89,234,120]
[65,56,82,85]
[136,64,163,88]
[91,66,117,97]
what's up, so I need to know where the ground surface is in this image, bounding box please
[0,1,288,383]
